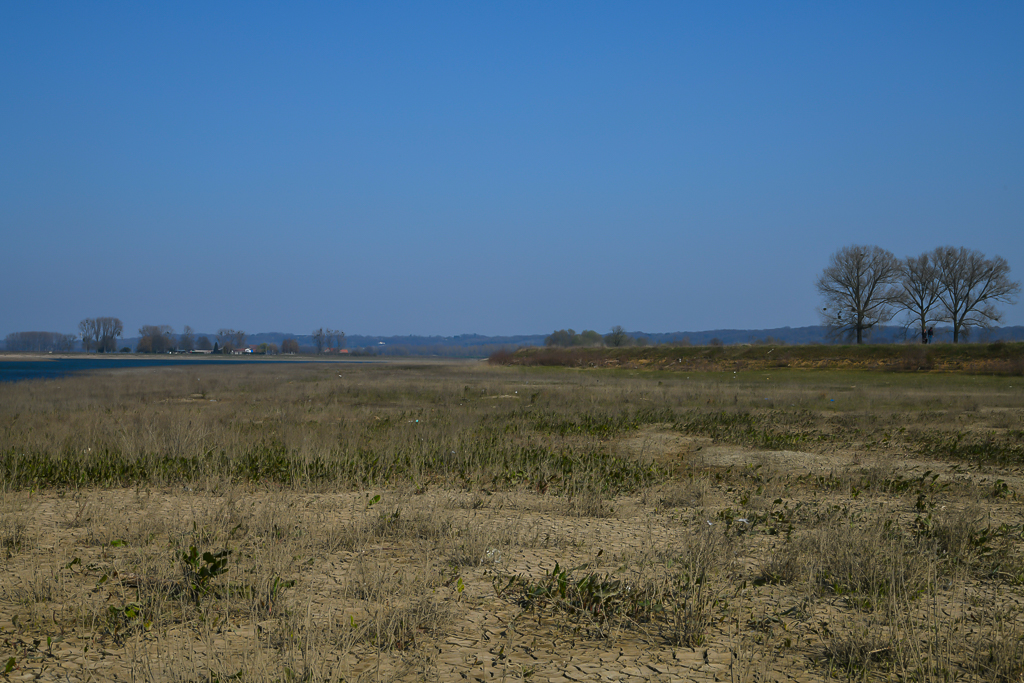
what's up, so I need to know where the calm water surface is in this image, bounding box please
[0,357,357,383]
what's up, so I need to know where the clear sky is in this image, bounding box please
[2,2,1022,338]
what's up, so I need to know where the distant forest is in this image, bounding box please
[5,325,1024,357]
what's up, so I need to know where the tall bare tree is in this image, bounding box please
[897,253,942,343]
[605,325,631,347]
[216,329,246,353]
[216,329,233,353]
[312,328,327,354]
[816,245,901,344]
[179,325,195,352]
[137,325,176,353]
[78,320,96,352]
[57,333,76,352]
[79,317,123,353]
[99,318,122,352]
[327,329,345,351]
[932,246,1020,343]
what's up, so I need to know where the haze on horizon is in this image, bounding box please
[2,3,1022,340]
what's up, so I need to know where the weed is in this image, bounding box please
[0,515,28,557]
[973,610,1024,682]
[914,509,1024,581]
[497,526,728,645]
[655,476,710,509]
[496,556,660,639]
[180,545,231,601]
[822,628,894,678]
[916,431,1024,466]
[758,545,803,585]
[100,600,152,645]
[808,516,930,604]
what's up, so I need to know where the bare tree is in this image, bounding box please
[897,253,942,343]
[816,245,901,344]
[216,329,234,346]
[196,336,213,351]
[57,333,76,352]
[327,329,345,351]
[604,325,632,347]
[932,246,1020,343]
[78,320,97,352]
[179,325,195,352]
[312,328,327,354]
[216,329,246,353]
[79,317,123,353]
[281,338,299,354]
[98,318,122,352]
[137,325,175,353]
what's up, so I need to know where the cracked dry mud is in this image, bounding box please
[2,433,1023,683]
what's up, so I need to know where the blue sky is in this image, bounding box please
[2,2,1022,338]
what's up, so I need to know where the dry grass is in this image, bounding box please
[0,361,1023,681]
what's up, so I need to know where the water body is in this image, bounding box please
[0,357,359,383]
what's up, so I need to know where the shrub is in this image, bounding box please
[487,348,516,365]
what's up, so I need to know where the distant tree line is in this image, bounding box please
[133,326,315,354]
[2,318,314,355]
[134,325,216,353]
[818,245,1020,344]
[4,331,77,352]
[545,326,651,348]
[545,329,604,347]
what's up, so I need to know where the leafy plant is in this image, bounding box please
[100,601,152,644]
[181,545,231,601]
[495,543,722,646]
[496,558,652,637]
